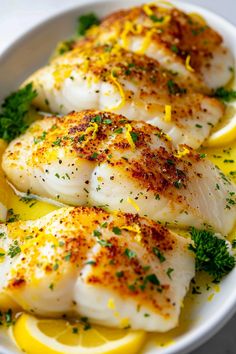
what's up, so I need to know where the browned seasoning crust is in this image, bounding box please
[5,206,187,316]
[26,110,204,203]
[77,4,222,77]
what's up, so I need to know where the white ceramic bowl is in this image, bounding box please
[0,1,236,354]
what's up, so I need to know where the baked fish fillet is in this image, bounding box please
[24,43,224,149]
[79,3,234,89]
[3,110,236,234]
[0,206,195,332]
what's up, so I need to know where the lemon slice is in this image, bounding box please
[13,314,146,354]
[206,107,236,147]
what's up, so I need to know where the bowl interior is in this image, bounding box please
[0,1,236,354]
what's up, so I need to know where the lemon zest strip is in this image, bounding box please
[174,146,190,158]
[125,124,136,151]
[109,72,126,110]
[185,55,195,72]
[164,105,172,122]
[127,197,140,211]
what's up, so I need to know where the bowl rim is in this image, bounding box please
[0,1,236,354]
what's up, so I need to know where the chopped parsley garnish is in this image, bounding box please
[77,13,100,36]
[153,247,166,263]
[0,309,13,326]
[149,15,164,22]
[8,240,21,258]
[167,80,187,95]
[0,83,37,142]
[166,267,174,279]
[232,240,236,249]
[80,317,91,331]
[34,131,47,144]
[0,232,6,239]
[173,180,183,189]
[55,39,76,55]
[103,118,112,125]
[91,115,102,123]
[93,230,102,237]
[116,271,124,278]
[213,87,236,102]
[85,260,96,265]
[189,227,235,282]
[97,239,112,247]
[124,248,136,259]
[64,252,71,261]
[170,45,179,53]
[144,274,160,286]
[49,283,54,290]
[224,159,234,163]
[7,208,19,223]
[130,131,138,143]
[52,137,62,146]
[90,152,99,159]
[112,226,121,235]
[114,127,123,134]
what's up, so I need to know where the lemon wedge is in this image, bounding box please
[206,107,236,147]
[13,314,146,354]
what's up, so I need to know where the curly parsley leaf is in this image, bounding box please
[77,13,100,36]
[0,83,37,142]
[189,227,235,282]
[213,87,236,102]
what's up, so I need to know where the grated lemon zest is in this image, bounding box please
[127,197,140,211]
[164,105,172,122]
[136,28,156,54]
[120,318,130,329]
[189,12,206,25]
[185,55,195,72]
[207,293,215,302]
[163,132,172,141]
[125,124,136,151]
[121,224,142,243]
[174,146,190,158]
[109,72,126,110]
[82,122,99,145]
[213,285,220,293]
[121,21,143,49]
[53,64,72,88]
[143,3,156,16]
[107,298,116,310]
[21,234,59,253]
[97,176,103,182]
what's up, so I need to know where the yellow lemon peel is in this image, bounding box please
[185,55,195,73]
[125,124,136,151]
[164,105,172,122]
[127,197,140,211]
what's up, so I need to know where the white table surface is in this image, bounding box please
[0,0,236,353]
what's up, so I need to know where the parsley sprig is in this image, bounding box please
[189,227,235,282]
[77,13,100,36]
[213,87,236,102]
[0,83,37,142]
